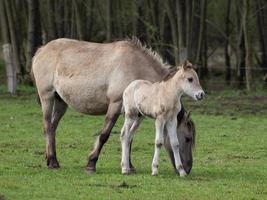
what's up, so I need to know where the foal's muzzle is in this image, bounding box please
[195,91,205,100]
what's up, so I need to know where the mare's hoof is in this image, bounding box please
[47,160,60,169]
[129,167,136,173]
[86,167,96,174]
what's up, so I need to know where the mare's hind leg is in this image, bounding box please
[87,101,122,173]
[41,92,67,168]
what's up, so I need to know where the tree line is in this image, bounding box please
[0,0,267,93]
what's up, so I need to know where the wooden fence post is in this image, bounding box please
[3,43,16,94]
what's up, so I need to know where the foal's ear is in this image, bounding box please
[182,60,193,70]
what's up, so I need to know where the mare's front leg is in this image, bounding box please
[166,117,187,177]
[87,101,122,173]
[151,118,165,176]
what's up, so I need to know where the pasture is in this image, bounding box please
[0,86,267,200]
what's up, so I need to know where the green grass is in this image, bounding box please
[0,87,267,200]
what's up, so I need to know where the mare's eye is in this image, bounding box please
[185,137,191,143]
[188,77,193,83]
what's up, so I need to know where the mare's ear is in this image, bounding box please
[186,110,191,120]
[182,60,193,70]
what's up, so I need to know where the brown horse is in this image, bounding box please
[32,38,196,173]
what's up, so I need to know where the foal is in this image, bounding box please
[120,60,204,177]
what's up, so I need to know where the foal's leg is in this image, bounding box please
[120,116,136,175]
[87,101,122,173]
[128,117,144,173]
[166,118,187,177]
[151,118,165,176]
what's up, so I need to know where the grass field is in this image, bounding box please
[0,86,267,200]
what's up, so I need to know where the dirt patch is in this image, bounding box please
[87,181,138,190]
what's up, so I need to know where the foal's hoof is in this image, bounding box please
[151,171,158,176]
[47,159,60,169]
[86,167,96,174]
[179,170,187,177]
[122,169,132,175]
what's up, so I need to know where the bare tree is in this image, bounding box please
[243,0,252,91]
[256,0,267,73]
[26,0,42,73]
[0,0,16,93]
[4,0,22,76]
[165,0,179,64]
[106,0,112,41]
[225,0,232,84]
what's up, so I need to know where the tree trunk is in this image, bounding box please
[3,44,16,94]
[131,0,138,36]
[106,0,112,41]
[73,0,85,40]
[243,0,252,91]
[47,0,57,40]
[176,0,187,61]
[165,0,179,65]
[0,0,16,93]
[186,0,193,59]
[4,0,22,76]
[195,0,207,78]
[85,0,94,41]
[0,0,10,43]
[27,0,42,73]
[236,0,246,88]
[225,0,232,84]
[256,0,267,73]
[56,0,65,38]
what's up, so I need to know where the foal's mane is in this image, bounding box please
[162,67,179,81]
[125,37,170,69]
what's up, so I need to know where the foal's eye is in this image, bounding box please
[188,77,193,83]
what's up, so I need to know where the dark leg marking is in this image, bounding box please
[129,140,136,173]
[43,92,67,169]
[86,101,122,173]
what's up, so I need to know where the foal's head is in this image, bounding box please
[176,60,205,101]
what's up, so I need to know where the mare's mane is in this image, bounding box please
[125,37,170,69]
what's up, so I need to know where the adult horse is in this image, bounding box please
[32,38,195,174]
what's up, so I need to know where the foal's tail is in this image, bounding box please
[120,104,125,115]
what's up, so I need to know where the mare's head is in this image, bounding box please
[176,108,195,174]
[164,107,196,174]
[177,60,205,101]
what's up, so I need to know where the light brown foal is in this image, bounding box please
[120,61,204,177]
